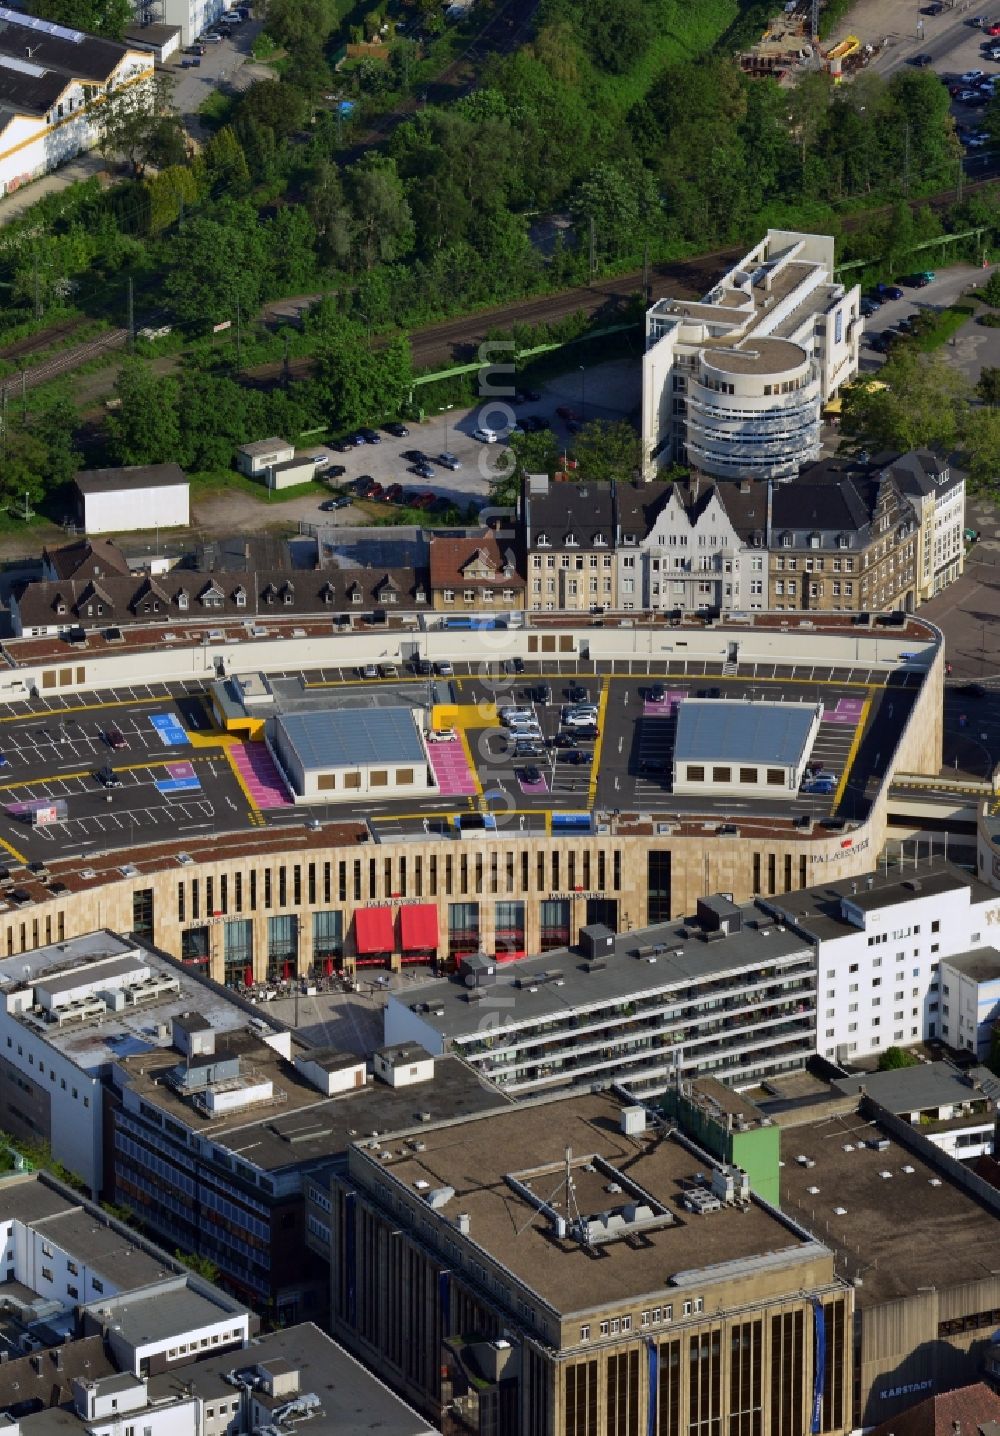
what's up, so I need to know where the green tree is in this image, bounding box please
[33,393,82,489]
[960,406,1000,489]
[305,161,355,268]
[503,430,559,502]
[843,348,969,452]
[106,358,181,465]
[174,1250,219,1282]
[571,419,641,484]
[571,163,659,261]
[877,1046,919,1071]
[0,428,48,510]
[313,318,411,429]
[98,73,181,176]
[346,155,413,270]
[164,207,267,330]
[977,367,1000,405]
[32,0,130,38]
[176,371,256,471]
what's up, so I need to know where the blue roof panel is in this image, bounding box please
[674,699,816,768]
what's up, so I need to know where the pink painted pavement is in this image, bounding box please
[230,743,293,808]
[427,736,478,797]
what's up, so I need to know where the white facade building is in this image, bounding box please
[764,867,1000,1064]
[75,463,189,537]
[641,229,861,482]
[623,481,767,612]
[0,13,153,200]
[938,949,1000,1060]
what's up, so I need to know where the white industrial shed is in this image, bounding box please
[671,698,821,797]
[74,463,190,536]
[273,706,436,804]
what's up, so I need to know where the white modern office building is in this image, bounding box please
[763,866,1000,1063]
[641,229,861,481]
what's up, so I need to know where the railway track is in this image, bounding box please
[0,327,127,398]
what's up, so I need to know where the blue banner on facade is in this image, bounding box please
[811,1300,826,1433]
[646,1336,658,1436]
[439,1269,451,1336]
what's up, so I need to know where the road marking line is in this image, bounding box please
[587,677,611,807]
[833,691,873,813]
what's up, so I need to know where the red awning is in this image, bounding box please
[355,907,395,955]
[400,904,439,951]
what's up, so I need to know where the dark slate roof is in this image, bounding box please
[43,538,131,582]
[12,565,430,633]
[0,60,65,114]
[615,481,673,541]
[523,478,615,550]
[0,12,143,118]
[74,463,187,496]
[874,448,965,501]
[0,12,134,83]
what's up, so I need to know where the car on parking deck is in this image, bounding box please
[386,483,404,502]
[360,663,378,679]
[435,660,454,676]
[104,726,128,749]
[859,296,881,316]
[410,658,433,675]
[567,685,588,703]
[520,765,542,785]
[437,451,461,469]
[411,462,435,479]
[426,727,457,742]
[520,415,550,432]
[320,497,348,511]
[906,271,936,286]
[954,681,988,697]
[402,449,428,464]
[94,766,122,788]
[549,732,577,749]
[514,740,545,758]
[648,683,667,702]
[560,750,591,765]
[555,405,579,421]
[923,1,944,11]
[803,777,837,795]
[384,422,409,438]
[966,132,989,145]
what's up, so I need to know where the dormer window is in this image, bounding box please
[781,534,793,548]
[565,532,578,547]
[838,534,849,549]
[415,588,426,603]
[809,534,820,549]
[624,534,636,546]
[594,533,607,547]
[537,534,550,548]
[55,602,66,615]
[177,592,189,610]
[351,590,362,604]
[233,587,247,608]
[282,587,294,606]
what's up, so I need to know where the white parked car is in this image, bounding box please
[474,427,499,444]
[426,728,457,743]
[437,452,461,469]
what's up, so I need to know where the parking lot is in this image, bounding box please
[0,684,255,863]
[292,356,640,524]
[0,651,928,865]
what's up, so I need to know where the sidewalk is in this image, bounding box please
[0,152,110,226]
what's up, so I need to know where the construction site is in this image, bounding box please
[738,0,886,83]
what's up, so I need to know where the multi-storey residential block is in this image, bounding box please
[520,475,617,613]
[642,230,861,481]
[762,865,1000,1062]
[384,902,818,1100]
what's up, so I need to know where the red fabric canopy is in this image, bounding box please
[400,904,439,951]
[355,907,395,955]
